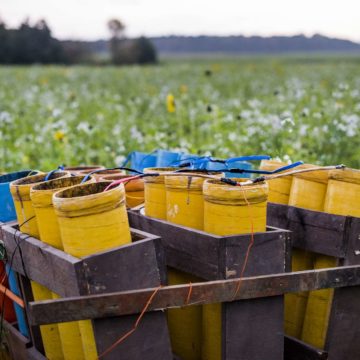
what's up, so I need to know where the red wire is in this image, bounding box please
[98,179,258,357]
[185,282,193,305]
[103,175,142,192]
[97,285,163,359]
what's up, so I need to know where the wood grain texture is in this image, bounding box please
[1,223,172,360]
[94,312,172,360]
[3,320,47,360]
[224,297,284,360]
[18,275,44,354]
[128,211,223,279]
[27,265,360,325]
[267,203,347,258]
[2,224,81,297]
[326,217,360,360]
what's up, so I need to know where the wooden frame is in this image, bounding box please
[267,203,360,360]
[128,210,291,360]
[1,223,172,360]
[27,265,360,323]
[5,204,360,360]
[2,320,46,360]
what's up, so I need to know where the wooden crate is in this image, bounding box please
[1,223,172,360]
[2,320,45,360]
[128,210,291,360]
[267,202,360,360]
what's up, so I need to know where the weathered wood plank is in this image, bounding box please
[78,237,163,295]
[76,228,172,360]
[223,230,290,278]
[267,203,289,229]
[27,347,47,360]
[326,217,360,360]
[221,227,288,359]
[27,265,360,325]
[284,336,328,360]
[128,211,222,279]
[3,320,31,360]
[267,204,347,258]
[2,225,81,297]
[94,312,172,360]
[18,275,44,354]
[224,297,284,360]
[129,210,289,280]
[2,223,172,359]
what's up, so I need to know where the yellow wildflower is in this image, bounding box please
[166,93,176,113]
[40,77,48,85]
[22,155,29,164]
[54,130,65,142]
[180,85,188,94]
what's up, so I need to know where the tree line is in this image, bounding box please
[0,18,157,65]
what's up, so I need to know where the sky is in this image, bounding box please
[1,0,360,42]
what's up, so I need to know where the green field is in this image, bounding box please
[1,56,360,171]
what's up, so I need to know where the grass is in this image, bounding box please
[0,55,359,172]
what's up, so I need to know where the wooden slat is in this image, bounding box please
[3,320,31,360]
[267,204,347,258]
[94,312,171,360]
[224,297,284,360]
[326,217,360,359]
[27,347,47,360]
[221,226,289,359]
[2,223,172,359]
[18,275,44,354]
[78,237,163,295]
[223,230,290,278]
[267,203,289,229]
[128,211,223,279]
[129,210,290,281]
[284,336,328,360]
[27,265,360,325]
[2,224,82,297]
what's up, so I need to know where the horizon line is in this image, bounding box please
[59,32,360,45]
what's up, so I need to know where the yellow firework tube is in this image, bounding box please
[284,249,315,338]
[165,172,223,230]
[301,168,360,348]
[10,172,69,238]
[53,182,131,360]
[324,168,360,217]
[10,171,71,360]
[165,172,222,360]
[100,174,145,208]
[31,176,95,360]
[287,165,337,349]
[259,160,293,204]
[202,178,268,360]
[301,255,338,349]
[143,167,178,219]
[167,269,203,360]
[79,169,125,181]
[288,165,328,211]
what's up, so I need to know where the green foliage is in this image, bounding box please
[0,20,65,64]
[0,56,359,172]
[110,38,157,65]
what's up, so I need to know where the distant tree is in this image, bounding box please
[108,19,125,39]
[0,18,65,64]
[107,18,157,65]
[0,20,9,63]
[61,41,92,64]
[134,37,157,64]
[108,18,126,64]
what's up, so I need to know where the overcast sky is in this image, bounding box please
[1,0,360,42]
